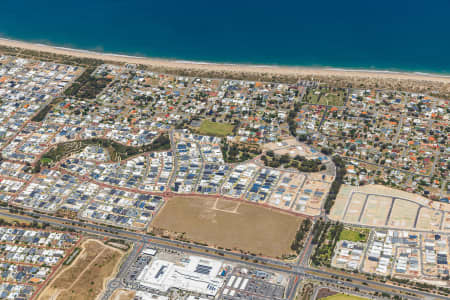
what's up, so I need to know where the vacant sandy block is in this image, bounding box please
[39,240,102,298]
[38,239,125,300]
[151,196,304,257]
[110,289,136,300]
[303,206,322,216]
[331,186,449,230]
[362,259,379,274]
[416,207,442,231]
[263,138,299,151]
[329,185,354,220]
[351,184,433,207]
[388,199,419,228]
[343,192,367,223]
[308,172,333,181]
[274,147,300,157]
[360,195,392,226]
[57,247,123,300]
[273,145,319,159]
[442,213,450,231]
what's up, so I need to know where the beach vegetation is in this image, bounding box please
[64,67,112,99]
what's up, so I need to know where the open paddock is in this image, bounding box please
[150,195,304,257]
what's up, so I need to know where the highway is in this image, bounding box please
[1,208,447,300]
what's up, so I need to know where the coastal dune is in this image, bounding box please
[1,38,449,96]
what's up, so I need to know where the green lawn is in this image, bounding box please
[40,157,53,164]
[339,228,369,242]
[304,87,346,106]
[304,89,321,103]
[198,120,234,137]
[322,293,367,300]
[319,92,345,106]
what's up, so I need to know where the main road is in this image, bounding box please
[0,208,447,300]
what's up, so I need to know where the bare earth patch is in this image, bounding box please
[330,184,449,232]
[38,239,125,300]
[151,196,304,257]
[360,195,391,226]
[343,192,366,223]
[388,199,418,228]
[415,207,442,231]
[110,289,136,300]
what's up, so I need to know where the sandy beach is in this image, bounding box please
[1,38,450,86]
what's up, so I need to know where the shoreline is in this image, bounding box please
[1,37,450,84]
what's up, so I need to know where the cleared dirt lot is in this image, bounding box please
[151,196,304,257]
[110,289,135,300]
[329,184,450,232]
[388,199,418,228]
[416,207,442,231]
[38,239,125,300]
[343,193,366,223]
[360,195,391,226]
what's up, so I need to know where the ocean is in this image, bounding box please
[1,0,449,74]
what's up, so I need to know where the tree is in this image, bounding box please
[298,134,308,142]
[320,147,333,155]
[280,154,290,164]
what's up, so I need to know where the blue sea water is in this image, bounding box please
[0,0,449,74]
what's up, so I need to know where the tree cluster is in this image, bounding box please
[261,152,324,172]
[41,133,171,165]
[290,219,312,253]
[311,221,343,267]
[221,141,261,163]
[64,67,112,99]
[324,155,346,214]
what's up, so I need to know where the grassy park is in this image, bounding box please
[304,86,346,106]
[339,228,369,242]
[198,120,234,137]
